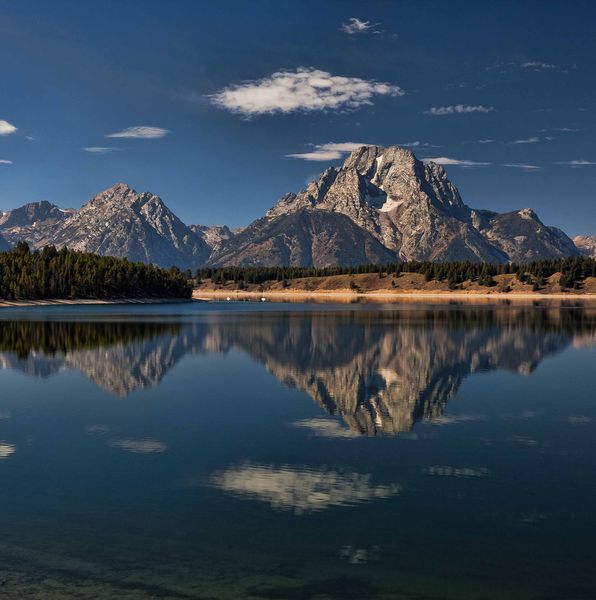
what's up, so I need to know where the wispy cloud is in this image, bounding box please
[107,438,167,454]
[423,156,490,168]
[398,141,441,148]
[82,146,122,154]
[287,141,367,161]
[557,160,596,167]
[465,139,496,145]
[106,126,169,139]
[0,159,13,165]
[209,463,400,513]
[211,68,404,116]
[424,104,495,116]
[293,418,359,438]
[341,17,381,35]
[502,163,542,171]
[0,120,17,136]
[0,443,15,459]
[509,136,541,144]
[488,60,561,73]
[521,61,556,71]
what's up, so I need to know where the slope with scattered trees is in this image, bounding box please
[195,257,596,295]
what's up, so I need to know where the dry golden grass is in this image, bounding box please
[194,272,596,302]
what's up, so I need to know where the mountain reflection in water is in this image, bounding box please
[0,305,594,434]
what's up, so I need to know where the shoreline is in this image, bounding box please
[0,297,194,309]
[193,289,596,303]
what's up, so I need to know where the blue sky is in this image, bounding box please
[0,0,595,234]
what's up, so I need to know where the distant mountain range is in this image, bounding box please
[0,145,591,268]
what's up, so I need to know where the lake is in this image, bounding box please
[0,301,594,599]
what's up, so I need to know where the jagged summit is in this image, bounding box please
[0,184,210,269]
[48,183,211,269]
[0,200,72,229]
[237,144,578,265]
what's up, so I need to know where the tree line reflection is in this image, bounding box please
[0,304,594,433]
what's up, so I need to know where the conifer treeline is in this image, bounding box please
[196,257,596,290]
[0,243,192,299]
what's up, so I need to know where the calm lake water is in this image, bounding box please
[0,301,594,599]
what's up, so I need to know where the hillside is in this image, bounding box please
[195,272,596,299]
[194,257,596,299]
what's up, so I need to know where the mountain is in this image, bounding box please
[4,184,210,269]
[262,146,507,263]
[0,146,584,268]
[222,145,577,266]
[574,235,596,258]
[0,200,74,246]
[190,224,234,254]
[471,208,580,262]
[209,209,396,267]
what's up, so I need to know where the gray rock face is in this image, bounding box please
[472,208,579,263]
[252,145,580,265]
[574,235,596,258]
[209,209,396,268]
[190,224,234,254]
[0,200,74,246]
[264,146,507,263]
[5,184,210,269]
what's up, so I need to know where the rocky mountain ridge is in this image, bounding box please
[1,184,210,269]
[574,235,596,258]
[0,146,590,267]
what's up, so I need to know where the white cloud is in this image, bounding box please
[509,136,541,144]
[107,438,167,454]
[423,156,490,168]
[521,61,556,70]
[558,160,596,166]
[287,141,367,161]
[502,163,542,171]
[0,159,13,165]
[83,146,122,154]
[0,120,17,135]
[209,463,400,513]
[425,104,495,116]
[398,141,441,148]
[429,414,486,425]
[211,68,404,116]
[287,150,344,161]
[292,418,359,438]
[469,139,495,144]
[0,443,15,459]
[488,61,559,73]
[341,17,381,34]
[106,126,169,139]
[554,127,582,132]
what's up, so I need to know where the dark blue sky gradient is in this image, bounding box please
[0,0,595,234]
